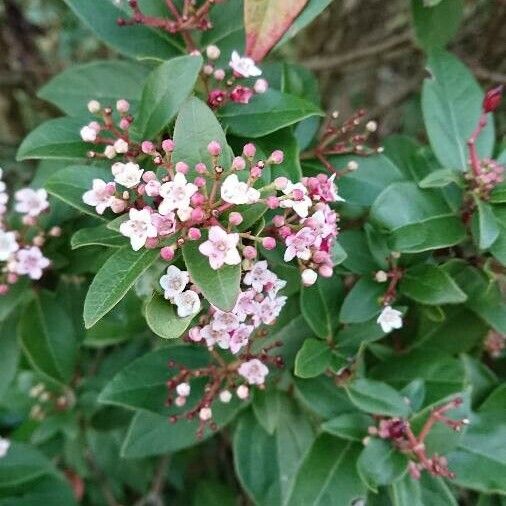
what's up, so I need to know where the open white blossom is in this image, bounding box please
[198,226,241,270]
[112,162,143,188]
[159,173,198,214]
[82,179,115,215]
[173,290,201,318]
[14,246,50,280]
[220,174,260,205]
[119,208,157,251]
[159,265,190,301]
[279,182,312,218]
[229,51,262,78]
[14,188,49,217]
[238,359,269,385]
[0,230,19,261]
[377,305,403,333]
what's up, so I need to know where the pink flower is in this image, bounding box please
[82,179,115,215]
[119,208,157,251]
[15,188,49,217]
[229,324,254,354]
[151,212,176,236]
[280,182,312,218]
[207,89,227,109]
[304,174,344,203]
[243,260,275,292]
[212,310,240,332]
[230,85,253,104]
[238,359,269,385]
[200,324,229,348]
[284,227,316,262]
[252,295,286,325]
[198,226,241,269]
[15,246,50,280]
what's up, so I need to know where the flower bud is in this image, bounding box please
[366,120,377,133]
[213,69,225,81]
[301,268,317,286]
[232,156,246,171]
[0,284,9,295]
[219,390,232,403]
[113,138,129,154]
[87,100,101,114]
[188,327,202,342]
[266,196,279,209]
[272,215,285,227]
[229,212,243,226]
[49,226,62,237]
[104,145,116,159]
[194,177,206,188]
[243,143,256,158]
[243,245,257,259]
[250,165,262,178]
[162,138,175,152]
[483,85,503,113]
[141,141,155,154]
[191,207,205,222]
[116,99,130,113]
[318,264,333,278]
[119,117,130,130]
[274,176,288,190]
[262,237,276,250]
[195,162,207,174]
[199,407,212,421]
[236,385,249,399]
[160,246,175,261]
[176,382,191,397]
[206,44,221,60]
[254,78,268,94]
[375,270,388,283]
[347,160,359,171]
[175,161,189,174]
[175,396,186,407]
[191,192,206,206]
[188,227,201,240]
[207,140,222,157]
[142,171,157,182]
[269,150,284,164]
[203,64,214,75]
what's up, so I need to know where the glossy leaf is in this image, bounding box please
[472,197,500,250]
[321,413,373,442]
[294,338,331,378]
[145,293,193,340]
[71,225,125,249]
[339,278,384,324]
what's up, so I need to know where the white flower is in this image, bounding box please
[173,290,201,318]
[80,125,97,142]
[279,182,312,218]
[198,226,241,270]
[219,390,232,403]
[111,162,143,188]
[159,173,198,214]
[104,145,117,159]
[243,260,275,292]
[87,100,101,114]
[377,306,403,333]
[14,246,50,280]
[14,188,49,217]
[82,179,115,215]
[0,230,19,261]
[229,51,262,78]
[220,174,260,205]
[301,268,317,286]
[238,359,269,385]
[119,208,157,251]
[211,310,240,332]
[176,382,191,397]
[113,138,129,154]
[206,45,221,60]
[236,384,249,399]
[199,407,212,421]
[159,265,189,301]
[0,437,10,459]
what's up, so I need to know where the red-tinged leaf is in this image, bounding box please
[244,0,308,61]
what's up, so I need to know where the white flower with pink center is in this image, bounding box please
[200,324,229,347]
[159,173,198,215]
[82,179,116,215]
[377,306,403,333]
[14,246,50,280]
[284,227,316,262]
[253,295,287,326]
[14,188,49,217]
[111,162,143,188]
[229,324,254,354]
[229,51,262,78]
[198,226,241,270]
[305,207,337,245]
[279,182,312,218]
[238,358,269,385]
[0,230,19,261]
[233,290,257,321]
[173,289,201,318]
[243,260,276,292]
[211,310,240,332]
[119,208,157,251]
[220,174,260,205]
[160,265,189,301]
[151,212,176,236]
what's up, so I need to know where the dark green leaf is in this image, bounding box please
[472,197,500,250]
[418,168,463,188]
[71,224,125,249]
[339,278,384,324]
[321,413,373,442]
[294,338,331,378]
[145,293,193,340]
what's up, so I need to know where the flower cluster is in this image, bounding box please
[367,397,469,479]
[164,262,287,437]
[203,47,268,109]
[0,169,53,293]
[79,107,343,285]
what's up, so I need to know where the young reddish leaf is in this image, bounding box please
[244,0,308,61]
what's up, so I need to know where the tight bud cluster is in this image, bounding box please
[0,168,53,294]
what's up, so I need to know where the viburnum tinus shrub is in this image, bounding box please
[0,0,505,505]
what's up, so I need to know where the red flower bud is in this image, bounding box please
[483,86,503,113]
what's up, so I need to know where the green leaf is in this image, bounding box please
[472,197,500,250]
[339,230,379,274]
[321,413,373,442]
[45,165,110,219]
[339,278,384,324]
[234,397,314,506]
[331,242,348,266]
[346,378,411,417]
[490,222,506,265]
[411,0,464,51]
[71,224,125,249]
[62,0,182,59]
[0,317,20,400]
[193,480,236,506]
[399,264,467,305]
[18,291,77,385]
[133,55,203,139]
[418,168,463,188]
[294,338,331,378]
[145,293,193,340]
[286,435,366,506]
[182,235,240,311]
[219,89,322,138]
[38,60,149,116]
[357,438,408,491]
[370,181,466,252]
[300,280,334,338]
[17,117,89,161]
[422,50,495,171]
[252,389,282,435]
[390,473,457,506]
[490,181,506,203]
[244,0,308,61]
[84,246,159,328]
[0,278,31,322]
[173,97,231,172]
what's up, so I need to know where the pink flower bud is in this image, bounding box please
[188,227,201,240]
[278,226,292,239]
[105,182,116,196]
[213,69,225,81]
[119,118,131,130]
[254,78,268,94]
[229,212,243,226]
[274,177,288,190]
[312,250,328,264]
[89,121,101,133]
[207,89,227,108]
[250,165,262,178]
[194,177,206,188]
[199,407,212,421]
[175,396,186,407]
[262,237,276,250]
[189,326,202,342]
[203,64,214,75]
[145,180,161,197]
[207,140,221,156]
[141,141,155,154]
[230,85,253,104]
[49,226,62,237]
[243,246,257,259]
[175,161,189,174]
[142,171,157,182]
[160,246,175,261]
[6,273,18,284]
[116,99,130,113]
[273,215,285,227]
[292,189,304,201]
[269,150,284,164]
[318,264,333,278]
[0,284,9,295]
[162,139,175,152]
[22,215,36,226]
[243,143,256,158]
[191,207,205,222]
[137,184,146,196]
[232,156,246,171]
[483,85,503,113]
[111,198,127,213]
[145,237,158,249]
[266,196,279,209]
[191,192,206,206]
[195,162,207,174]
